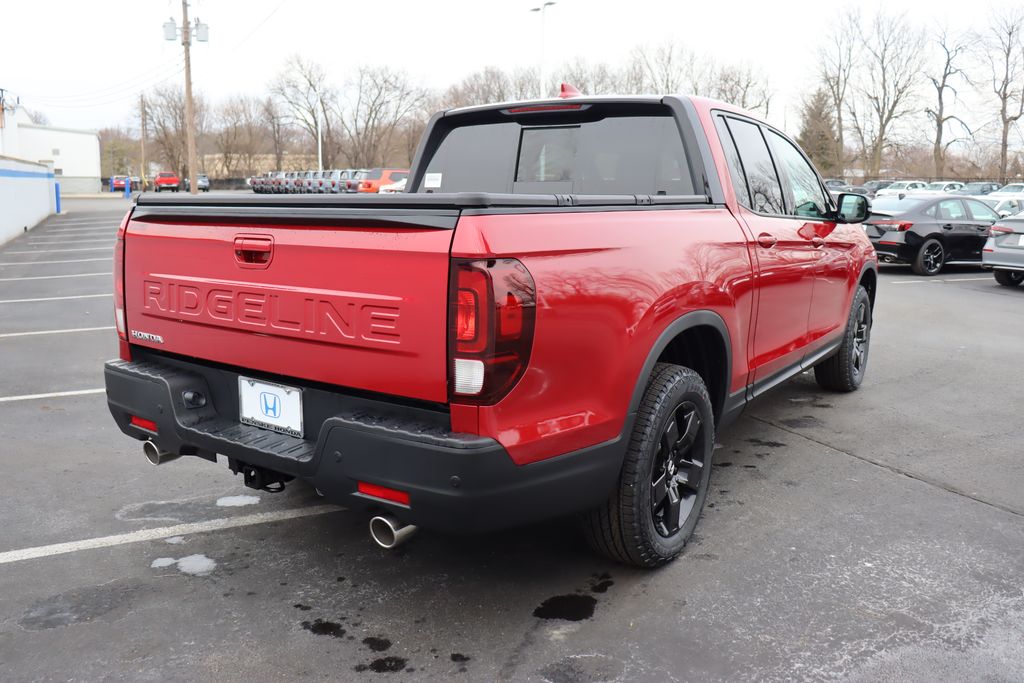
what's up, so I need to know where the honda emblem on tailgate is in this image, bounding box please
[130,329,164,344]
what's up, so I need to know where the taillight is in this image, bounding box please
[989,224,1014,235]
[360,181,371,191]
[874,220,913,232]
[448,259,536,404]
[114,212,130,360]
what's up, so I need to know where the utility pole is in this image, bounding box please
[180,0,198,195]
[139,94,147,191]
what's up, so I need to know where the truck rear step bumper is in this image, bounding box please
[104,354,624,533]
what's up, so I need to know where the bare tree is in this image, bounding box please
[146,85,208,178]
[631,43,700,92]
[557,58,621,94]
[712,63,772,116]
[926,27,972,177]
[336,67,423,168]
[985,9,1024,183]
[272,55,337,166]
[848,12,925,177]
[261,96,290,170]
[214,96,266,177]
[818,9,860,172]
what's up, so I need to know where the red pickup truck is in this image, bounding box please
[153,171,180,192]
[105,94,877,567]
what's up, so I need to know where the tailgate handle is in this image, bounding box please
[233,236,274,268]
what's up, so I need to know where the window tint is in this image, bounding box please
[417,113,695,195]
[935,199,966,220]
[965,199,998,221]
[725,118,784,214]
[390,171,409,182]
[714,116,750,208]
[766,130,828,218]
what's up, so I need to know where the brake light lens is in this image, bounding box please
[989,224,1014,235]
[448,259,536,404]
[874,220,914,232]
[129,415,158,433]
[114,212,130,360]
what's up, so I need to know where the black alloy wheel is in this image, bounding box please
[913,239,945,276]
[651,401,705,537]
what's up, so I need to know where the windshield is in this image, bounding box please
[887,182,909,190]
[997,184,1024,193]
[924,182,946,190]
[871,196,927,213]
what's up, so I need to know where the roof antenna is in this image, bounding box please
[559,83,582,99]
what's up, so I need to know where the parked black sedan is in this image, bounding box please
[864,195,1001,275]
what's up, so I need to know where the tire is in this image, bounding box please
[994,270,1024,287]
[912,238,944,276]
[154,186,160,193]
[814,285,872,392]
[582,363,715,568]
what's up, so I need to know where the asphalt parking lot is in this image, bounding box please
[1,197,1022,682]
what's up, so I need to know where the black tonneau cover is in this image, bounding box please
[132,192,710,229]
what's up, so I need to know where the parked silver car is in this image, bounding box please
[983,213,1024,287]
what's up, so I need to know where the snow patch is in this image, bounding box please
[149,554,217,575]
[176,554,217,576]
[165,536,186,544]
[215,495,260,507]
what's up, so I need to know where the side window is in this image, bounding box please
[965,200,998,221]
[765,130,829,219]
[725,118,785,214]
[714,116,751,209]
[936,199,966,220]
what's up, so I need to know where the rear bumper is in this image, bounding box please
[104,354,623,533]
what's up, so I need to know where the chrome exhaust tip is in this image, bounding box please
[143,440,180,466]
[369,515,417,549]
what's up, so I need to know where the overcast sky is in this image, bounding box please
[2,0,1020,140]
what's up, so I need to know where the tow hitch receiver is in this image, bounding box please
[229,459,293,493]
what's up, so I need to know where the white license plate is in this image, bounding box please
[238,376,303,437]
[1016,234,1024,247]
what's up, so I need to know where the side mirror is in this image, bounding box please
[835,193,869,223]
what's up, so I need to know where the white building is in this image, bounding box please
[0,108,101,193]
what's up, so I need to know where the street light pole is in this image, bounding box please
[530,2,556,98]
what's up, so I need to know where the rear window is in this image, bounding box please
[366,169,384,180]
[415,111,695,195]
[158,173,174,178]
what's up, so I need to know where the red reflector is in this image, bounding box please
[357,482,410,506]
[506,104,584,113]
[879,240,901,245]
[130,415,158,432]
[456,289,478,341]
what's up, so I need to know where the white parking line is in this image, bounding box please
[40,228,115,234]
[0,271,111,282]
[0,293,112,304]
[0,505,340,565]
[0,326,114,338]
[0,388,105,403]
[30,231,112,238]
[27,238,113,245]
[0,257,110,266]
[4,247,112,254]
[890,277,993,285]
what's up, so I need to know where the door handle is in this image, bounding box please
[811,237,825,248]
[233,235,274,268]
[757,233,778,248]
[942,224,954,230]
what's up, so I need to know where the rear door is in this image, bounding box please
[123,204,456,403]
[964,199,999,261]
[935,198,973,260]
[715,115,818,390]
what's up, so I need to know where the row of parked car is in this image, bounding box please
[109,173,210,192]
[249,168,409,194]
[825,178,1024,204]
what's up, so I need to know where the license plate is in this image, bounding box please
[238,376,303,437]
[1016,234,1024,247]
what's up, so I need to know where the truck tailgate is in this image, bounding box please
[123,211,455,403]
